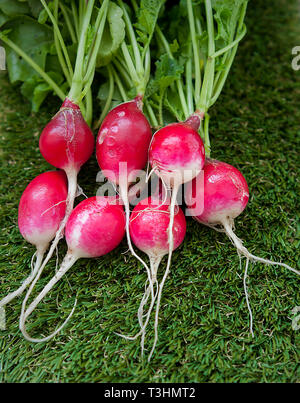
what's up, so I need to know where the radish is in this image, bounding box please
[95,0,164,276]
[127,195,186,360]
[96,97,153,288]
[148,120,205,318]
[34,0,111,281]
[0,171,67,309]
[19,196,125,342]
[185,158,300,336]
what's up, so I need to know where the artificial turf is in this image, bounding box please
[0,0,299,383]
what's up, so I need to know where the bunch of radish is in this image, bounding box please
[1,0,298,363]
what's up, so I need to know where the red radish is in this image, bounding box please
[0,171,67,308]
[35,0,104,285]
[147,121,205,356]
[39,99,94,174]
[96,98,153,276]
[19,196,125,342]
[125,196,186,360]
[186,158,300,336]
[36,98,94,289]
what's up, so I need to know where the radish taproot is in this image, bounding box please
[186,158,300,336]
[128,196,186,360]
[19,196,125,342]
[0,171,67,309]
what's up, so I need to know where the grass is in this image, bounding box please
[0,0,299,383]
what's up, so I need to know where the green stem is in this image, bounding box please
[96,65,115,128]
[60,3,77,44]
[52,0,72,86]
[41,0,73,82]
[120,42,140,90]
[210,3,247,106]
[83,0,109,86]
[117,0,144,78]
[186,42,194,116]
[196,0,215,113]
[71,0,79,40]
[84,88,93,127]
[204,113,211,157]
[68,0,95,103]
[0,34,65,100]
[145,100,159,128]
[187,0,201,106]
[113,57,132,87]
[110,65,128,102]
[211,24,247,59]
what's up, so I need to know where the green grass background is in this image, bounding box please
[0,0,299,382]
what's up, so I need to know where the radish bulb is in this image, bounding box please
[127,196,186,360]
[19,196,125,342]
[186,158,300,336]
[0,171,67,308]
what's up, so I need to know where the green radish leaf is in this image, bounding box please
[2,16,53,83]
[135,0,165,49]
[212,0,247,45]
[0,10,9,26]
[0,0,29,16]
[27,0,43,18]
[21,71,64,111]
[96,3,125,67]
[146,54,184,98]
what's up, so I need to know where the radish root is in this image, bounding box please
[0,247,45,309]
[219,217,300,336]
[19,252,78,342]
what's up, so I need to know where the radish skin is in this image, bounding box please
[0,171,67,308]
[19,196,125,342]
[186,158,300,336]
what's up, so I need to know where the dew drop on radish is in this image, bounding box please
[19,196,125,343]
[186,158,300,336]
[0,170,68,309]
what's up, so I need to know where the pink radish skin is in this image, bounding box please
[96,99,152,184]
[149,122,205,188]
[18,171,68,248]
[0,171,68,309]
[39,98,94,174]
[96,98,153,292]
[36,98,95,296]
[186,158,300,337]
[186,158,249,225]
[130,197,186,263]
[65,196,126,258]
[20,196,125,343]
